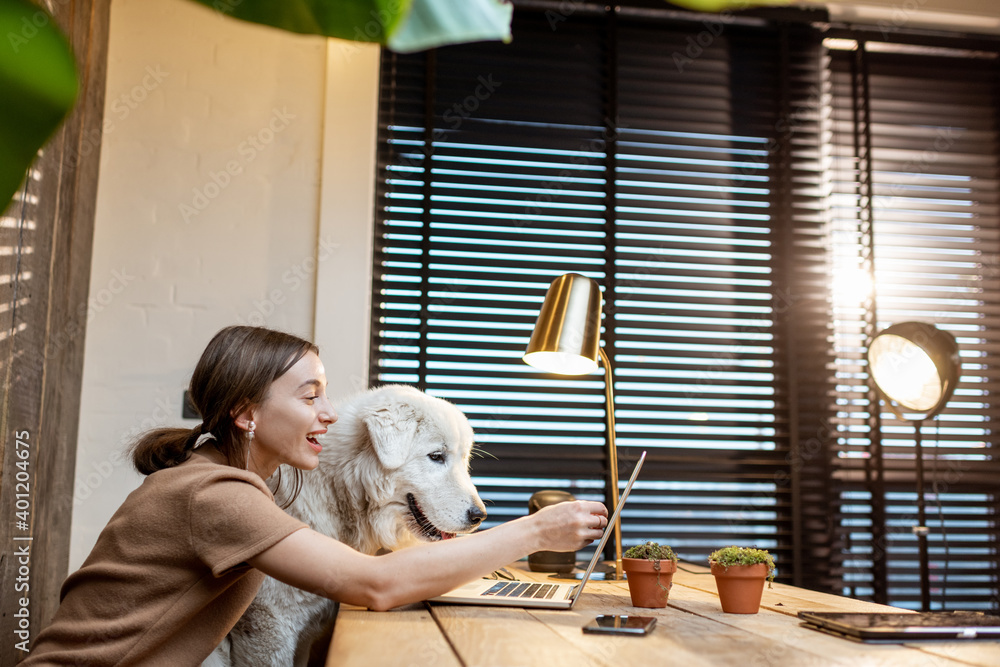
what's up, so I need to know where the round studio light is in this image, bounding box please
[866,322,960,419]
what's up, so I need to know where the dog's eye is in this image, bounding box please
[428,452,446,464]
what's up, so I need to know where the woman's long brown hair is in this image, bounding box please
[129,325,318,504]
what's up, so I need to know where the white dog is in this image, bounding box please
[206,384,487,667]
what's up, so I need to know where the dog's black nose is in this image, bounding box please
[467,506,487,526]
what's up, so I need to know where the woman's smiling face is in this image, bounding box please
[247,351,337,478]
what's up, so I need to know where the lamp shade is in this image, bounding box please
[866,321,960,419]
[523,273,603,375]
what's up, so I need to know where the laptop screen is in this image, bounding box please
[570,450,646,604]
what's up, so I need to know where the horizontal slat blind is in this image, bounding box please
[1,172,37,401]
[373,8,834,577]
[612,25,791,561]
[828,43,1000,610]
[373,2,1000,609]
[0,188,31,349]
[374,16,615,548]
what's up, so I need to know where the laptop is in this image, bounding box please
[429,451,647,609]
[798,611,1000,643]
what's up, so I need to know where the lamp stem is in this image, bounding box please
[598,347,622,580]
[914,420,931,611]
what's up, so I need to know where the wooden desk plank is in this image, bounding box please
[529,601,736,667]
[326,604,460,667]
[455,568,909,666]
[665,580,975,666]
[431,596,825,667]
[542,574,934,667]
[916,643,1000,666]
[529,591,837,667]
[673,563,1000,667]
[429,604,605,667]
[521,562,998,667]
[329,564,999,667]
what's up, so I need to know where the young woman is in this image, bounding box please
[24,326,607,665]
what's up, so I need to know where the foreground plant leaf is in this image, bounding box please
[385,0,513,53]
[0,0,79,213]
[185,0,513,52]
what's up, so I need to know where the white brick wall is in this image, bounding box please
[72,0,377,569]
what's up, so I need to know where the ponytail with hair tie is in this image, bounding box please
[184,423,207,450]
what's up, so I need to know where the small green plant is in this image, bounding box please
[624,541,678,562]
[623,541,677,596]
[709,546,776,586]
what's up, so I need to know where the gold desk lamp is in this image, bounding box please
[523,273,625,580]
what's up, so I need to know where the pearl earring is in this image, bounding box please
[246,420,256,470]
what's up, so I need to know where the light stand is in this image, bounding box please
[523,273,625,580]
[866,322,960,611]
[912,419,930,612]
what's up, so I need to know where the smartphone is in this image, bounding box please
[582,615,657,636]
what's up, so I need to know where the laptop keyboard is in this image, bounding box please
[482,582,561,600]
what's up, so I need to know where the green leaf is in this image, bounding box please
[185,0,512,50]
[387,0,513,54]
[185,0,408,41]
[0,0,79,213]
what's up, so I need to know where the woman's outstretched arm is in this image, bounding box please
[248,499,607,611]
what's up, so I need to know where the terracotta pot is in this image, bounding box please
[711,562,769,614]
[622,557,676,608]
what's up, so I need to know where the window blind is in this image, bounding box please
[1,178,35,392]
[827,40,1000,610]
[373,6,835,584]
[371,2,1000,609]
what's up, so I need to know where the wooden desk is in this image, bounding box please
[326,562,999,666]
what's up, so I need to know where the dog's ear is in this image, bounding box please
[361,404,417,470]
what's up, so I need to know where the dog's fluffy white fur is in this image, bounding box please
[205,384,486,667]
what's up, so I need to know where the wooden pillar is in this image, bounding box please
[0,0,111,661]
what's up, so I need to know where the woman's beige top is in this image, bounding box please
[23,451,308,665]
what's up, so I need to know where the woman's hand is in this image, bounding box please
[528,500,608,553]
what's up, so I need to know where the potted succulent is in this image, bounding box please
[708,546,776,614]
[622,541,678,608]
